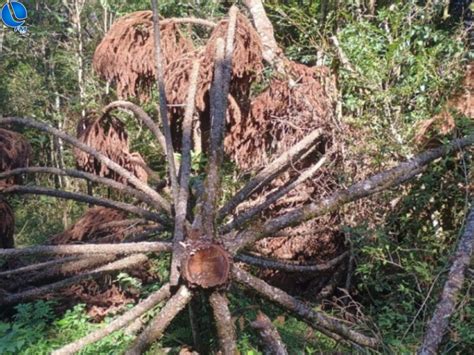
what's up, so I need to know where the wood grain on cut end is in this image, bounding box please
[182,242,231,288]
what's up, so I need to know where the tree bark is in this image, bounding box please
[0,167,169,213]
[0,241,171,257]
[1,254,148,305]
[126,285,193,355]
[218,128,324,221]
[170,60,200,286]
[251,311,288,355]
[225,135,474,252]
[52,283,171,355]
[202,6,238,239]
[0,185,166,224]
[209,292,237,355]
[418,207,474,355]
[232,266,379,349]
[235,251,348,273]
[151,0,179,204]
[0,116,170,211]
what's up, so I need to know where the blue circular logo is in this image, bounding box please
[1,1,27,28]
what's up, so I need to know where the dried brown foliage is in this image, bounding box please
[0,128,32,187]
[0,199,15,249]
[74,112,148,183]
[50,207,130,244]
[93,11,194,101]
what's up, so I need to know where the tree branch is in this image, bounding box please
[6,255,116,290]
[232,266,379,349]
[151,0,179,205]
[225,135,474,253]
[126,285,193,355]
[0,116,170,212]
[1,254,148,306]
[251,311,288,355]
[0,256,81,277]
[103,100,166,154]
[418,206,474,355]
[0,167,170,213]
[209,291,237,355]
[0,241,171,257]
[220,154,327,233]
[235,251,349,273]
[170,60,200,286]
[0,185,167,224]
[202,6,238,239]
[218,128,324,221]
[52,284,172,355]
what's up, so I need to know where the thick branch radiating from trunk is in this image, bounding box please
[226,135,474,252]
[0,241,171,257]
[0,166,167,212]
[126,285,193,355]
[0,185,166,224]
[1,254,148,305]
[251,311,288,355]
[218,128,324,221]
[53,284,172,355]
[0,256,80,277]
[235,251,349,273]
[418,207,474,355]
[151,0,179,204]
[8,255,116,289]
[221,155,327,233]
[104,100,167,153]
[232,266,379,349]
[170,60,200,286]
[0,116,170,212]
[202,6,238,239]
[209,292,237,355]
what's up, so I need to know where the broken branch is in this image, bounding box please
[0,241,171,257]
[126,285,193,355]
[53,284,172,355]
[251,311,288,355]
[209,291,237,355]
[232,265,379,349]
[418,207,474,355]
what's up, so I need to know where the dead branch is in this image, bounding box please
[7,255,116,290]
[209,291,237,355]
[221,154,327,233]
[53,283,172,355]
[0,185,166,224]
[418,207,474,355]
[0,167,169,212]
[126,285,193,355]
[251,311,288,355]
[0,256,80,278]
[170,60,201,286]
[243,0,284,70]
[218,128,324,221]
[1,254,148,306]
[226,134,474,252]
[103,100,166,153]
[202,6,238,239]
[161,17,216,28]
[0,116,170,212]
[151,0,179,204]
[0,241,171,257]
[235,251,349,273]
[232,266,379,349]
